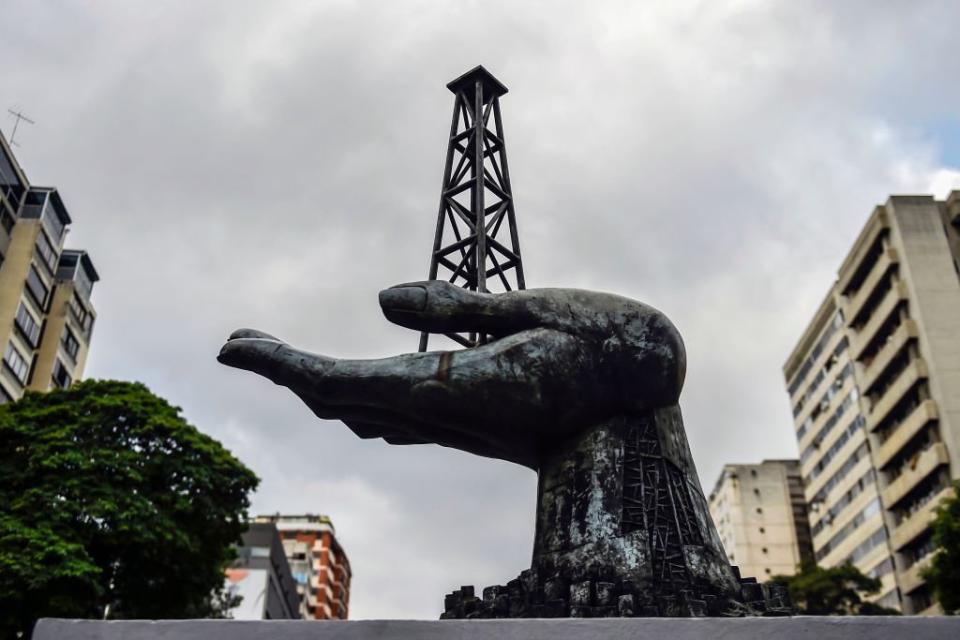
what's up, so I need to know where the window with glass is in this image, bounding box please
[41,202,65,244]
[51,359,72,389]
[34,231,58,273]
[0,147,25,210]
[25,264,49,308]
[74,264,93,300]
[14,303,41,347]
[3,341,30,385]
[61,326,80,361]
[69,293,94,338]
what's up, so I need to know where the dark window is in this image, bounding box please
[756,507,763,514]
[69,293,94,338]
[3,342,29,385]
[25,264,49,308]
[61,327,80,361]
[14,303,41,348]
[0,207,14,233]
[51,359,72,389]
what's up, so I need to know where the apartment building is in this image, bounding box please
[225,522,301,620]
[0,131,98,401]
[783,192,960,614]
[709,459,813,582]
[253,514,351,620]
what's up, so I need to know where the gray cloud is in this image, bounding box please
[2,0,959,619]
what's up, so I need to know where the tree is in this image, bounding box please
[922,482,960,614]
[0,380,259,637]
[771,561,900,615]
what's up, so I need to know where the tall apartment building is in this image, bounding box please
[0,131,98,401]
[253,514,351,620]
[709,459,813,582]
[783,191,960,615]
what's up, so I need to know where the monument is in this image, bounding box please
[216,66,790,619]
[37,64,960,640]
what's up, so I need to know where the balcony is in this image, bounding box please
[890,485,953,551]
[882,443,949,508]
[866,358,927,432]
[851,280,909,360]
[900,557,931,595]
[844,247,899,324]
[860,320,917,394]
[839,210,889,295]
[875,399,937,468]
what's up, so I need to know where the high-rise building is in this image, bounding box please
[708,459,813,582]
[0,131,98,402]
[253,514,351,620]
[783,191,960,615]
[225,522,301,620]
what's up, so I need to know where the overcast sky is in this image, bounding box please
[3,0,959,620]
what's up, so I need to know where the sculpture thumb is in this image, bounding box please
[217,330,289,384]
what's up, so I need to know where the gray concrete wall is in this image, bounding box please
[34,617,959,640]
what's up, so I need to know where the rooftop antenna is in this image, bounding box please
[7,108,35,147]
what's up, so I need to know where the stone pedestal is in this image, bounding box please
[34,617,960,640]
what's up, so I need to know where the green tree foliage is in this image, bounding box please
[0,380,259,637]
[771,561,900,615]
[921,482,960,614]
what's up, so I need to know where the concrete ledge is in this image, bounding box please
[34,617,960,640]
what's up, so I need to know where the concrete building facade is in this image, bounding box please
[225,523,301,620]
[0,131,98,402]
[709,459,813,582]
[783,192,960,615]
[254,514,351,620]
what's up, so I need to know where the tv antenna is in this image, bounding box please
[7,108,35,147]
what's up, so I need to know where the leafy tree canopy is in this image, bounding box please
[922,482,960,614]
[771,561,900,615]
[0,380,259,637]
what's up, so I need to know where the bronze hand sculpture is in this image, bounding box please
[219,281,788,617]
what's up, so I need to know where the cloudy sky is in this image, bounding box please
[3,0,959,619]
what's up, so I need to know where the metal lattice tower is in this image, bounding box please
[419,66,526,351]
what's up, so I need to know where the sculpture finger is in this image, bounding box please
[378,280,548,336]
[217,334,332,387]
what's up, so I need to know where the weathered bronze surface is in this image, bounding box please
[218,280,790,617]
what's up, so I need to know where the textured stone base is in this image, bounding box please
[441,567,790,618]
[34,617,960,640]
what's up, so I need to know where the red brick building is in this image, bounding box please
[254,514,351,619]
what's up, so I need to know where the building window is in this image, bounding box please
[61,327,80,361]
[69,293,94,338]
[753,488,761,497]
[762,547,769,554]
[14,303,41,348]
[759,527,766,534]
[25,264,49,308]
[0,384,12,404]
[51,359,72,389]
[3,342,30,385]
[34,230,57,273]
[756,507,763,514]
[765,568,771,575]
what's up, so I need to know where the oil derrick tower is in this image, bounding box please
[419,66,526,351]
